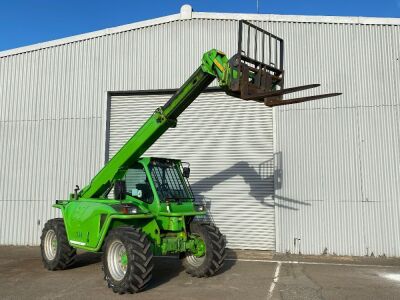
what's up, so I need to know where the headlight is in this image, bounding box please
[195,204,205,212]
[112,204,139,214]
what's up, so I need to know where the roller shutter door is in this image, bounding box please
[109,91,275,250]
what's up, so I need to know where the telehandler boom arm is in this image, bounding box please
[78,50,229,199]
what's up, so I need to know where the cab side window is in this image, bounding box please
[125,168,153,203]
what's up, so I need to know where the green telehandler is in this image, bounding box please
[40,21,340,293]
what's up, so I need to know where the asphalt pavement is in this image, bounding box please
[1,246,400,299]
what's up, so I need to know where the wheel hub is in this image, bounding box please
[107,240,128,281]
[193,238,206,258]
[44,229,57,260]
[120,253,128,267]
[184,235,206,267]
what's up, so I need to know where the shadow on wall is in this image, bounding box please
[191,152,310,212]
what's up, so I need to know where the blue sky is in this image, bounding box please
[0,0,399,51]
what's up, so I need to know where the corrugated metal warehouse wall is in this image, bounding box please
[275,23,400,256]
[0,10,399,255]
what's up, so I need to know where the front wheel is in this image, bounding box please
[40,218,77,270]
[102,227,153,294]
[183,222,226,277]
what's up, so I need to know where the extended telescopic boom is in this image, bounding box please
[78,50,230,199]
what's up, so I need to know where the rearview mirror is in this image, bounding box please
[183,167,190,178]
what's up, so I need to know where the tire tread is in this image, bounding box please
[103,226,153,294]
[40,218,77,270]
[183,222,226,278]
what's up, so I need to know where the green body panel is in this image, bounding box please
[57,197,205,253]
[55,49,231,255]
[57,200,153,250]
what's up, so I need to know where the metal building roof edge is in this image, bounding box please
[1,10,399,58]
[194,12,400,25]
[0,13,181,58]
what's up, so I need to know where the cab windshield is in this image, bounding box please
[150,160,194,202]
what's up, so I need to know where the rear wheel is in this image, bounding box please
[40,218,77,270]
[183,222,226,277]
[103,227,153,294]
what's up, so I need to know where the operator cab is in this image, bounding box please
[115,157,194,205]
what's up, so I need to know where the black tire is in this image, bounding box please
[102,227,153,294]
[182,222,226,277]
[40,218,77,270]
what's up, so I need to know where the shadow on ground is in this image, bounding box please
[147,251,237,291]
[71,251,102,269]
[69,249,236,292]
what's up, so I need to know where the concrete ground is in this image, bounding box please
[1,247,400,300]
